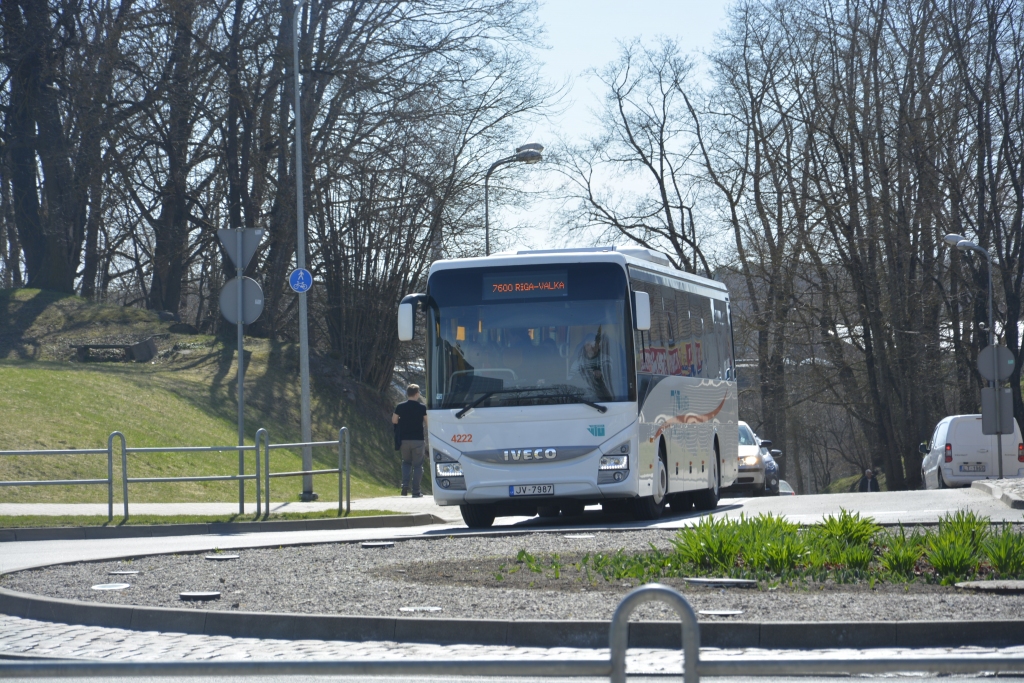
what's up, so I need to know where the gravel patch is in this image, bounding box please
[3,529,1023,623]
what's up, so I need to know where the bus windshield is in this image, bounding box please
[426,262,634,410]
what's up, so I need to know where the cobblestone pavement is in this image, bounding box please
[2,615,1023,674]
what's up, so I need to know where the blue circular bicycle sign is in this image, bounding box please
[289,268,312,293]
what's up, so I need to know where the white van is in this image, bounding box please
[920,414,1024,489]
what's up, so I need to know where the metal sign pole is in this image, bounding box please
[987,258,1003,479]
[237,229,245,513]
[293,1,314,500]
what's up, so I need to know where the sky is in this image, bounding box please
[498,0,732,252]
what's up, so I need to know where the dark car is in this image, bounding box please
[761,447,781,496]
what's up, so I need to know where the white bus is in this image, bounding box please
[397,247,738,528]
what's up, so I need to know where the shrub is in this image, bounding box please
[927,532,978,584]
[880,526,923,579]
[670,515,741,573]
[984,524,1024,577]
[813,509,881,547]
[938,510,990,554]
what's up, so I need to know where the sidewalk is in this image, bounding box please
[0,495,465,523]
[2,613,1023,672]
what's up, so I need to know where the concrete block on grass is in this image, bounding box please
[394,617,507,645]
[760,621,895,649]
[24,595,134,630]
[130,606,207,633]
[15,527,87,541]
[506,620,606,648]
[897,620,1024,648]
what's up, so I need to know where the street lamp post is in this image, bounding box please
[945,233,1003,478]
[484,144,543,256]
[292,0,314,499]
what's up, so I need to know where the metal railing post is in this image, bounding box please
[609,583,700,683]
[254,429,267,517]
[106,434,114,522]
[345,427,351,516]
[342,428,350,518]
[108,432,127,521]
[263,433,271,519]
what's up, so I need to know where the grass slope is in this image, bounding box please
[0,289,407,503]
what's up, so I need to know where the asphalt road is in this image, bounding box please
[1,488,1019,575]
[1,675,1020,683]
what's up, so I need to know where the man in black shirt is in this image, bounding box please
[392,384,428,497]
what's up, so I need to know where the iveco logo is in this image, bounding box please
[503,448,557,461]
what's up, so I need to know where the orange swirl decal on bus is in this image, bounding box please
[649,394,728,443]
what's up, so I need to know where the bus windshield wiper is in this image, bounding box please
[454,386,608,418]
[455,391,497,419]
[558,395,609,413]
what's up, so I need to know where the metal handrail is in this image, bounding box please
[3,656,1024,679]
[610,583,699,683]
[2,585,1024,680]
[262,428,350,518]
[2,427,350,524]
[0,445,114,521]
[116,432,263,521]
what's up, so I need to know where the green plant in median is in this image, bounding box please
[506,509,1011,588]
[984,524,1024,577]
[670,514,741,572]
[938,510,990,553]
[812,509,881,547]
[879,525,924,580]
[927,533,978,585]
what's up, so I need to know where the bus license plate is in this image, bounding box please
[960,464,985,473]
[510,484,554,497]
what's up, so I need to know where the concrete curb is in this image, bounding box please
[2,586,1023,649]
[971,480,1024,510]
[0,513,448,543]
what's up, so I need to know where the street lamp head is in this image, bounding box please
[943,233,966,247]
[516,143,544,154]
[515,149,543,164]
[956,239,977,252]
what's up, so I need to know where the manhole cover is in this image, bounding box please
[684,577,757,588]
[91,583,130,591]
[699,610,743,616]
[361,541,395,549]
[399,606,442,612]
[204,554,239,560]
[563,534,595,539]
[180,592,221,601]
[108,570,139,575]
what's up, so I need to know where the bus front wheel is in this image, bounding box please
[460,504,496,529]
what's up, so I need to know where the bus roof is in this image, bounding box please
[428,246,728,294]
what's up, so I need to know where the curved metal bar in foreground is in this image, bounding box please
[610,583,700,683]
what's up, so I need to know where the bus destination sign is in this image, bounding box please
[482,271,568,300]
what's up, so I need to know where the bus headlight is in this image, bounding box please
[599,455,628,470]
[435,462,464,477]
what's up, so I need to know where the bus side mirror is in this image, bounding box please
[398,293,428,341]
[398,303,415,341]
[633,291,651,331]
